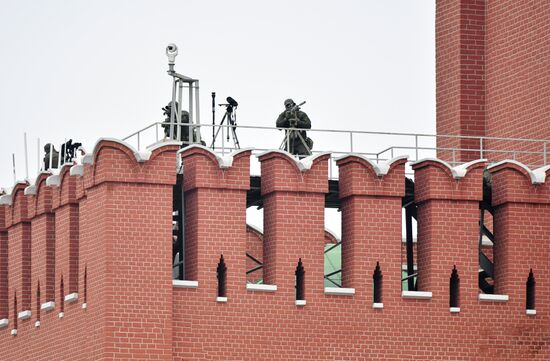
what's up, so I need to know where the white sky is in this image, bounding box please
[0,0,435,189]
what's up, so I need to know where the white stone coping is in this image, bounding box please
[334,155,409,176]
[89,137,152,164]
[478,293,509,302]
[0,194,12,206]
[295,300,307,306]
[172,280,199,288]
[58,312,64,318]
[246,283,277,292]
[64,292,79,303]
[180,145,253,169]
[70,164,84,176]
[526,309,537,316]
[256,150,331,172]
[11,329,17,336]
[24,185,37,195]
[216,297,228,303]
[18,310,31,320]
[401,291,433,300]
[372,303,384,309]
[324,287,355,296]
[450,307,461,313]
[0,318,8,328]
[488,160,549,184]
[35,321,41,328]
[41,301,55,312]
[410,158,487,179]
[46,174,60,187]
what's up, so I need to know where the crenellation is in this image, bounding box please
[0,145,548,360]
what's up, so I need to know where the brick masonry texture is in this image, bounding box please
[436,0,549,166]
[1,0,549,357]
[0,141,548,359]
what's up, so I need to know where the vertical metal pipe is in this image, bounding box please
[177,80,183,142]
[349,132,353,153]
[221,123,225,155]
[155,123,159,142]
[195,81,201,143]
[480,138,484,159]
[170,77,177,139]
[12,154,16,183]
[415,135,419,161]
[188,81,194,141]
[23,133,29,180]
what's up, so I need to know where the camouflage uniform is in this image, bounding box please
[43,144,59,170]
[161,102,193,143]
[276,99,313,156]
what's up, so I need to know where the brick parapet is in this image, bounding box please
[412,159,486,203]
[86,138,180,188]
[336,155,406,300]
[489,161,550,306]
[259,151,329,300]
[488,161,550,206]
[412,159,485,300]
[180,146,251,295]
[336,155,407,198]
[258,151,330,195]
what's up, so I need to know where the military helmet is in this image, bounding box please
[284,98,295,108]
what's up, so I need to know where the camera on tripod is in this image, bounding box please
[210,95,240,149]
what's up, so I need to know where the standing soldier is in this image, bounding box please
[43,144,59,170]
[276,98,313,156]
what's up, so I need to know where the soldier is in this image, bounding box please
[43,144,59,170]
[161,101,205,146]
[276,98,313,156]
[161,101,191,142]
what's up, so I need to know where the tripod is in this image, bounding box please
[211,102,240,150]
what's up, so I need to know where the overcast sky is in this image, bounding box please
[0,0,435,189]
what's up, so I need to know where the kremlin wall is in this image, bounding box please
[0,0,549,359]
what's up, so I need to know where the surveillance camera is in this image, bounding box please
[166,43,178,64]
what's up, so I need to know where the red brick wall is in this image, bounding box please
[436,0,549,166]
[0,144,548,359]
[484,0,550,166]
[436,0,486,163]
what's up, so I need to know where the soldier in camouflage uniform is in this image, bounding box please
[43,144,59,170]
[276,98,313,156]
[161,101,192,143]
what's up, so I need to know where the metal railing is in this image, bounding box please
[123,122,550,179]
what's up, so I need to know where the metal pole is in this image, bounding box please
[137,133,141,151]
[195,81,201,142]
[415,135,419,161]
[221,124,225,156]
[480,138,484,159]
[177,80,183,142]
[188,81,194,142]
[23,133,29,180]
[12,154,16,183]
[155,123,159,142]
[349,132,353,153]
[212,92,216,150]
[170,77,177,139]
